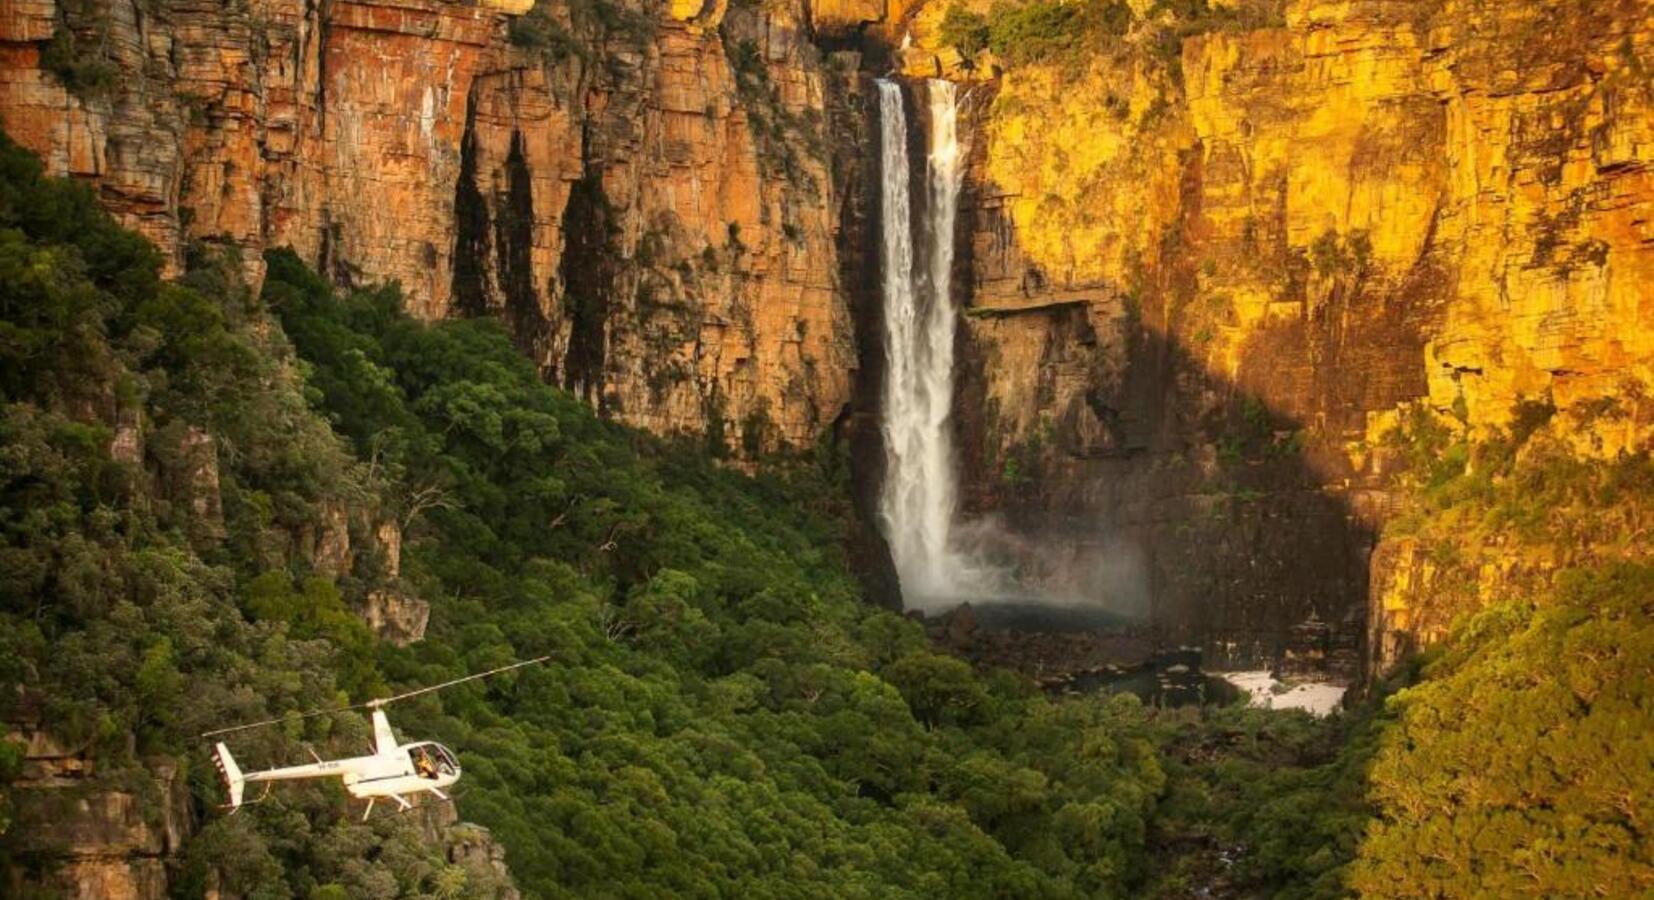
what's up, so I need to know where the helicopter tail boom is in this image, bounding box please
[214,742,246,810]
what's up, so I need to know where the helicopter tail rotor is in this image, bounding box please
[214,742,246,811]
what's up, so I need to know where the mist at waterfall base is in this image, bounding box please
[874,79,1149,626]
[946,518,1152,627]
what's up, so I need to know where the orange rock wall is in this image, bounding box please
[919,0,1653,672]
[0,0,853,452]
[950,0,1652,462]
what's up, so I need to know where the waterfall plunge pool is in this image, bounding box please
[1057,652,1348,714]
[926,601,1349,713]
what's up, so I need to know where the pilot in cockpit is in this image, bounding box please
[411,746,438,779]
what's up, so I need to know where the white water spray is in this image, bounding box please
[876,79,983,607]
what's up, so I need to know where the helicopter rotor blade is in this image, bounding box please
[200,700,373,739]
[201,655,549,740]
[366,655,551,709]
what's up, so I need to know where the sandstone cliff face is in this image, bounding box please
[908,0,1653,674]
[4,724,188,900]
[455,0,856,449]
[0,0,854,453]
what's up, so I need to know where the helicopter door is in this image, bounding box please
[409,745,440,780]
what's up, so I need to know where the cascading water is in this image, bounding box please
[876,78,981,607]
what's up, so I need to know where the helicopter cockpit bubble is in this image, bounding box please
[408,742,460,780]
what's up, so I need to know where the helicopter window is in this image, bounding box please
[410,746,439,780]
[433,745,458,775]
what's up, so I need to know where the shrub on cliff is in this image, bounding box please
[40,26,119,97]
[974,0,1133,67]
[987,0,1080,64]
[508,3,583,62]
[939,5,990,59]
[1344,402,1654,897]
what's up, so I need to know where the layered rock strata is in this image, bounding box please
[3,724,186,900]
[0,0,854,452]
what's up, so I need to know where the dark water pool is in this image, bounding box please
[1058,649,1243,707]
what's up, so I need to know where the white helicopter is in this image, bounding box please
[204,656,547,820]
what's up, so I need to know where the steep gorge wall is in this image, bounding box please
[0,0,854,452]
[3,0,1649,677]
[904,0,1653,675]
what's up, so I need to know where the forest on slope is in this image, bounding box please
[0,128,1648,899]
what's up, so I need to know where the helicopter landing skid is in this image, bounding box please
[362,793,414,822]
[359,789,460,822]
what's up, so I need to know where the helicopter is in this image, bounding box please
[204,656,548,820]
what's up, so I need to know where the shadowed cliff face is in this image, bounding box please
[558,171,617,405]
[953,299,1392,678]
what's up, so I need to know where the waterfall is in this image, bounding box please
[876,79,976,607]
